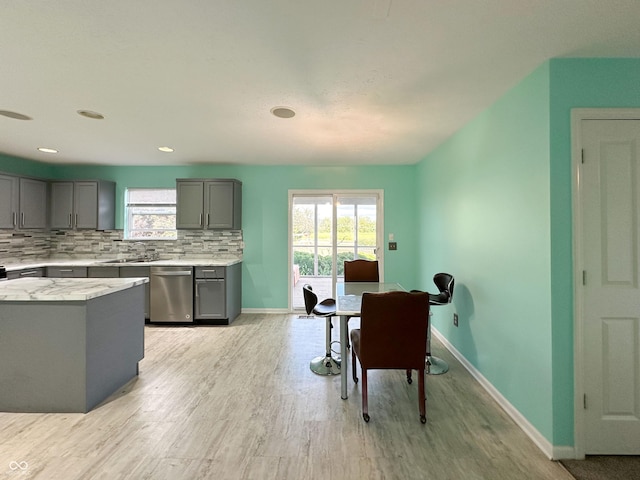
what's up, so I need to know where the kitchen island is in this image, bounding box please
[0,277,147,413]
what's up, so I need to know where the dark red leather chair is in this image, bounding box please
[350,290,430,423]
[343,259,380,350]
[343,259,379,282]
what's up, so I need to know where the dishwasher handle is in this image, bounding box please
[152,271,193,276]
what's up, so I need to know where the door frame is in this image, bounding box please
[288,189,384,312]
[571,108,640,458]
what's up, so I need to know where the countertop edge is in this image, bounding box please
[0,277,149,302]
[2,258,242,272]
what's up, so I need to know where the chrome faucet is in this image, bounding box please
[131,241,159,261]
[132,242,147,260]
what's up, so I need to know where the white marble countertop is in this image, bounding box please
[0,277,149,301]
[2,257,241,272]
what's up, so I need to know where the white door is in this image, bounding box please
[580,119,640,454]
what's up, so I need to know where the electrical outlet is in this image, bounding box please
[389,241,397,250]
[453,313,459,327]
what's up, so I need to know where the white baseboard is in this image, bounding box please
[432,329,576,460]
[240,308,289,314]
[553,445,577,460]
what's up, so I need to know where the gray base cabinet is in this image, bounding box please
[46,266,88,278]
[6,268,45,280]
[0,285,145,413]
[119,266,150,320]
[194,263,241,324]
[87,266,120,278]
[88,266,150,320]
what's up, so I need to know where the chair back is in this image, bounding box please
[302,284,318,315]
[344,259,379,282]
[358,291,429,369]
[433,273,454,303]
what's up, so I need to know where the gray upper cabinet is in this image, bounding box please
[0,174,19,229]
[50,182,74,228]
[176,181,204,229]
[176,179,241,230]
[50,180,115,230]
[19,178,48,229]
[0,174,47,230]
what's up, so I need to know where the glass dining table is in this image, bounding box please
[336,281,405,399]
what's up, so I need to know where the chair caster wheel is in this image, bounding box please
[407,377,412,384]
[363,413,370,422]
[420,415,426,424]
[354,378,358,384]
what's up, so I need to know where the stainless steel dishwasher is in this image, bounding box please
[150,266,194,323]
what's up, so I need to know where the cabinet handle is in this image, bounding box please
[75,213,78,227]
[20,271,37,276]
[20,212,24,227]
[69,213,72,227]
[12,212,16,226]
[199,213,203,226]
[207,213,210,226]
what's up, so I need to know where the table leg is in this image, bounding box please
[340,314,348,399]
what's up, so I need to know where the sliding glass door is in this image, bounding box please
[289,191,383,311]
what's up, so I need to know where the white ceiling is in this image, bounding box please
[2,1,640,167]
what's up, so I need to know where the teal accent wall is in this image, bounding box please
[0,153,56,178]
[26,162,418,309]
[416,63,554,441]
[548,58,640,446]
[418,57,640,449]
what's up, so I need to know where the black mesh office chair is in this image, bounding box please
[426,273,454,375]
[303,284,340,376]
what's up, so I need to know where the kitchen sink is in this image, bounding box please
[100,258,146,264]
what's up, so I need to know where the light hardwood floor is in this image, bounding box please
[0,313,573,480]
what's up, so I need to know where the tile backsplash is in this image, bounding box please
[0,229,243,264]
[0,230,51,262]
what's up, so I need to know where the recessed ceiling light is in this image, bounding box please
[158,146,174,152]
[37,147,58,154]
[77,110,104,119]
[271,106,296,119]
[0,110,32,120]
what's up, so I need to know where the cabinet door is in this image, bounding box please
[74,181,99,229]
[7,268,44,280]
[176,181,204,229]
[19,178,47,229]
[205,181,240,229]
[87,266,120,278]
[46,267,88,278]
[0,174,19,229]
[194,279,226,319]
[50,182,74,229]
